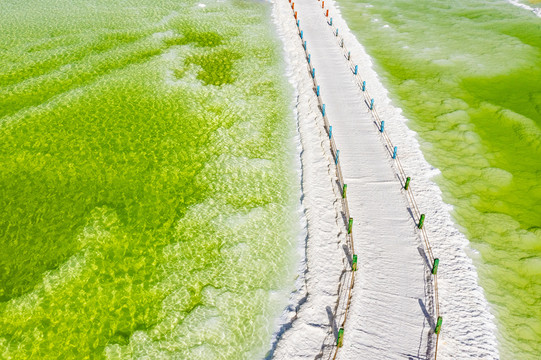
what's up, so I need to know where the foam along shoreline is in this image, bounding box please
[269,0,500,359]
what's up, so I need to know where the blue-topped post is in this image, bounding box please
[303,40,307,50]
[392,146,397,159]
[297,19,300,27]
[380,121,385,133]
[335,150,340,165]
[308,54,311,64]
[321,104,326,116]
[335,28,339,36]
[370,98,374,110]
[300,30,303,39]
[362,81,366,91]
[329,126,332,139]
[330,17,333,26]
[316,85,320,97]
[348,51,351,60]
[312,67,315,78]
[354,65,358,75]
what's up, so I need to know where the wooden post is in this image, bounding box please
[337,328,344,347]
[404,176,411,190]
[418,214,425,229]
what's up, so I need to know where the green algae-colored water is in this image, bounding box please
[0,0,299,358]
[336,0,541,358]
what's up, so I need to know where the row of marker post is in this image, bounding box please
[289,1,357,356]
[316,0,443,358]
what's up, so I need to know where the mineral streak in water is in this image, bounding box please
[336,0,541,358]
[0,0,299,358]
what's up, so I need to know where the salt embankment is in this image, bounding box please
[270,0,500,359]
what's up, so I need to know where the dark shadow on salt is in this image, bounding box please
[418,298,435,330]
[326,306,338,341]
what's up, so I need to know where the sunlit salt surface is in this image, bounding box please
[0,0,299,358]
[336,0,541,358]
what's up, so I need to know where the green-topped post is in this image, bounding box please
[337,328,344,347]
[432,258,439,275]
[418,214,425,229]
[435,316,443,334]
[404,176,411,190]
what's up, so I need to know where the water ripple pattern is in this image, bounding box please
[0,0,299,359]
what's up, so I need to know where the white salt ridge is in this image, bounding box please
[508,0,541,17]
[269,0,500,359]
[266,1,351,358]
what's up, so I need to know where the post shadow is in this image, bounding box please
[342,244,352,266]
[338,208,348,228]
[365,99,372,110]
[395,173,405,187]
[326,306,339,341]
[407,207,416,222]
[417,246,431,269]
[384,144,393,158]
[418,298,435,330]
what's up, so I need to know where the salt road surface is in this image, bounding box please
[272,0,432,358]
[270,0,500,359]
[294,1,433,359]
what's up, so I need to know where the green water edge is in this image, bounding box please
[336,0,541,358]
[0,0,300,358]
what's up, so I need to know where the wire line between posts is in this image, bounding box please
[289,2,357,359]
[318,1,442,359]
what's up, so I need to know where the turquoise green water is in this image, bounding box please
[337,0,541,358]
[0,0,298,358]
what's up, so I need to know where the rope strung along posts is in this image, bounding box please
[288,2,357,358]
[318,2,442,359]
